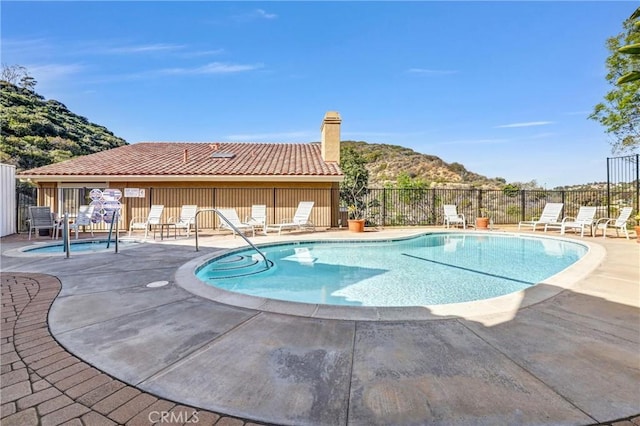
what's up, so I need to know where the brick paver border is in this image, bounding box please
[1,272,638,426]
[1,273,263,426]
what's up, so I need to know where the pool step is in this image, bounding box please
[200,255,272,279]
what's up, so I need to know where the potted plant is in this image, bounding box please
[339,146,369,233]
[634,213,640,243]
[347,205,365,232]
[475,208,490,229]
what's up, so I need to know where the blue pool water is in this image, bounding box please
[195,234,587,307]
[24,240,138,254]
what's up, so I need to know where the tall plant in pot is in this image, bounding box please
[476,207,490,229]
[347,205,365,232]
[634,213,640,242]
[340,146,369,232]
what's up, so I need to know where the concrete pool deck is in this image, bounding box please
[1,227,639,425]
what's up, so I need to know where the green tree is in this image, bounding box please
[1,64,37,90]
[339,145,369,219]
[618,7,640,84]
[590,7,640,153]
[502,183,520,197]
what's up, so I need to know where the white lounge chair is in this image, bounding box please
[129,205,164,239]
[217,208,255,237]
[168,204,198,237]
[593,206,633,239]
[265,201,315,235]
[518,203,564,232]
[443,204,465,229]
[550,206,597,237]
[55,205,95,240]
[27,206,55,240]
[246,204,267,235]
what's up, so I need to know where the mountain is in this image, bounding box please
[340,141,505,189]
[0,81,128,171]
[0,81,502,188]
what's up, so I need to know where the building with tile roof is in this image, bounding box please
[18,112,344,231]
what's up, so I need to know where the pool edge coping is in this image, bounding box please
[2,237,146,257]
[174,231,606,322]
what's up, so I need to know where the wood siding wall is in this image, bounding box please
[34,182,340,231]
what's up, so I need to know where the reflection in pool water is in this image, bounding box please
[196,233,587,307]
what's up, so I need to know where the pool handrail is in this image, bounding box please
[194,208,270,269]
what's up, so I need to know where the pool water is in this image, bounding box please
[24,240,138,254]
[195,233,587,307]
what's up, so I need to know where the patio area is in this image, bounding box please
[1,226,639,426]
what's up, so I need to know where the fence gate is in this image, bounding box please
[607,154,639,217]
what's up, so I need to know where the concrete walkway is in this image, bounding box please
[1,228,639,425]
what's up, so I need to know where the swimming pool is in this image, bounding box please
[195,233,587,307]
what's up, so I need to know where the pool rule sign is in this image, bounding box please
[89,188,123,223]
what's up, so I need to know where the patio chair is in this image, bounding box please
[129,205,164,239]
[593,206,633,239]
[265,201,315,235]
[27,206,55,240]
[55,205,95,240]
[548,206,597,237]
[245,204,267,235]
[217,208,255,237]
[443,204,465,229]
[518,203,564,232]
[168,204,198,238]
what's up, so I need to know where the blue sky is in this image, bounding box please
[1,1,636,188]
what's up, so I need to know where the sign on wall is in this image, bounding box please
[89,188,123,223]
[124,188,146,198]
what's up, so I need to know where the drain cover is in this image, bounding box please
[146,281,169,288]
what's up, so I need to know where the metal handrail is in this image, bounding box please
[106,210,120,253]
[194,208,270,269]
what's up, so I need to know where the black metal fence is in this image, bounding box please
[15,186,638,232]
[356,188,618,227]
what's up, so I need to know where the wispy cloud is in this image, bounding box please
[23,63,87,97]
[407,68,459,75]
[232,8,278,22]
[29,63,85,80]
[180,49,225,58]
[494,121,553,128]
[1,38,51,56]
[159,62,264,75]
[103,43,186,54]
[255,9,277,19]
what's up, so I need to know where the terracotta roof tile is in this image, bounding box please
[18,142,343,178]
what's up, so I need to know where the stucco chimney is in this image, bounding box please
[320,111,341,163]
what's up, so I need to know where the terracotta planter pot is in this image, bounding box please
[475,217,490,229]
[634,226,640,243]
[348,219,365,232]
